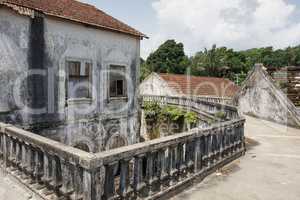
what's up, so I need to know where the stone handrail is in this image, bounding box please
[194,96,232,105]
[142,95,239,120]
[0,95,245,200]
[0,123,96,200]
[92,118,245,200]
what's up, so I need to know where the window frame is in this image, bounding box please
[108,65,128,100]
[65,58,93,102]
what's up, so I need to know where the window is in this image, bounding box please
[109,65,127,98]
[67,60,92,99]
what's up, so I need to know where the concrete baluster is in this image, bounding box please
[119,158,133,199]
[42,152,51,185]
[21,143,29,179]
[60,159,75,197]
[180,143,187,176]
[26,146,35,183]
[3,134,8,169]
[133,154,146,196]
[49,155,61,191]
[207,134,213,167]
[70,165,84,200]
[104,162,117,199]
[212,134,218,164]
[202,135,209,168]
[0,134,3,159]
[225,128,230,157]
[33,149,44,189]
[15,140,21,169]
[193,137,201,173]
[43,153,55,196]
[146,152,154,195]
[158,148,167,191]
[83,167,104,200]
[218,130,224,161]
[169,145,178,186]
[8,137,17,171]
[185,140,194,175]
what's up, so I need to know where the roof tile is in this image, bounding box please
[159,73,239,97]
[1,0,146,38]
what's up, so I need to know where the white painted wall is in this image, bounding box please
[139,73,178,96]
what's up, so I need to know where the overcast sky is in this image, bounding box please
[82,0,300,58]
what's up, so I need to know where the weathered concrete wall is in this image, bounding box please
[233,64,300,128]
[0,7,30,124]
[0,6,141,152]
[139,73,178,96]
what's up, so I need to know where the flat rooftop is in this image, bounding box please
[172,116,300,200]
[1,116,300,200]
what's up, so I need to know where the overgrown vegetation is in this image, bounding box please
[141,40,300,85]
[214,111,227,120]
[143,101,198,139]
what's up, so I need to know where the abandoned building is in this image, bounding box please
[233,64,300,128]
[0,1,247,200]
[140,73,239,104]
[0,0,147,152]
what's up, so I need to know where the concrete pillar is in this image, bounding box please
[3,134,8,169]
[49,155,60,189]
[104,162,117,199]
[193,138,201,173]
[146,152,154,195]
[158,148,167,191]
[119,158,132,198]
[60,159,74,197]
[133,154,145,194]
[169,145,178,186]
[83,167,103,200]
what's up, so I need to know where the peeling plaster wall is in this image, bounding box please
[0,7,30,124]
[234,65,300,128]
[0,7,141,152]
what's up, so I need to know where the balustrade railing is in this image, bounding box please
[142,95,239,120]
[0,95,245,200]
[194,96,232,105]
[0,123,96,200]
[94,118,245,200]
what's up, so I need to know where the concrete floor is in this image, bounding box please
[172,116,300,200]
[0,169,40,200]
[0,116,299,200]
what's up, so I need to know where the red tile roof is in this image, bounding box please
[1,0,146,38]
[158,73,239,97]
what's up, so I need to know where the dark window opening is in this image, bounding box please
[66,61,92,99]
[109,65,127,98]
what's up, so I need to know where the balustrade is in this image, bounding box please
[0,123,96,200]
[0,94,245,200]
[92,118,245,200]
[142,95,239,120]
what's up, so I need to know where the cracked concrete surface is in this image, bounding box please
[0,170,41,200]
[172,116,300,200]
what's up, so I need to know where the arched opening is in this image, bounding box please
[74,142,91,153]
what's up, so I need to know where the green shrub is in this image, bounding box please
[215,111,227,120]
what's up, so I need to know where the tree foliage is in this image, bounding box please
[141,39,300,85]
[146,40,190,74]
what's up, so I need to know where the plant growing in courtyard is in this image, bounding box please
[143,102,198,139]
